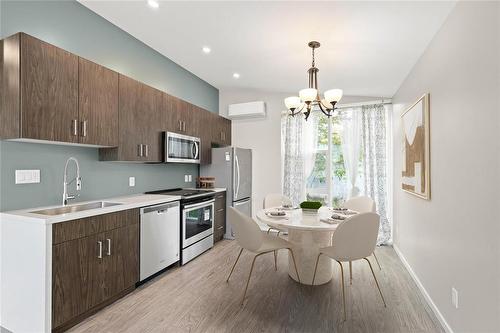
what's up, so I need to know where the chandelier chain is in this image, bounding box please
[311,47,315,68]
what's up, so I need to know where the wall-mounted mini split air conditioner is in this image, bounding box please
[227,101,266,119]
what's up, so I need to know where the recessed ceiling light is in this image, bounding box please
[202,46,211,54]
[233,73,240,79]
[147,0,159,9]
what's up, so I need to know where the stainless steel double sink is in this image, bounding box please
[30,201,122,216]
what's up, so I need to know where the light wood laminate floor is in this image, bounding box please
[69,240,443,333]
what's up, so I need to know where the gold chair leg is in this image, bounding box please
[241,254,261,305]
[273,250,277,271]
[373,251,382,270]
[226,248,243,282]
[336,260,346,321]
[364,258,386,307]
[311,253,322,288]
[349,261,353,285]
[288,248,301,283]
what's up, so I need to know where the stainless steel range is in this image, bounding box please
[146,188,216,265]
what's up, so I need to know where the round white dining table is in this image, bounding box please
[256,207,343,285]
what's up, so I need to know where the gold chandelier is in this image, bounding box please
[284,41,343,121]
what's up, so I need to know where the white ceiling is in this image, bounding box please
[79,1,456,97]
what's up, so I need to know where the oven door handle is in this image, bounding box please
[183,199,215,210]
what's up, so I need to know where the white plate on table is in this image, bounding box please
[265,210,288,219]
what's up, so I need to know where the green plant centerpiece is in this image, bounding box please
[300,201,322,214]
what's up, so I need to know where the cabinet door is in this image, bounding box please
[214,192,226,242]
[163,94,183,134]
[78,58,119,146]
[118,75,152,161]
[221,117,232,145]
[20,33,78,143]
[103,224,139,298]
[52,234,104,329]
[140,83,163,162]
[198,109,214,165]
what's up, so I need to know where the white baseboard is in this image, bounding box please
[393,244,454,333]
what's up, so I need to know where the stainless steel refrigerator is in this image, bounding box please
[200,147,252,239]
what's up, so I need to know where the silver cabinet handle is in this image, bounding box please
[106,238,111,256]
[144,144,149,157]
[81,120,87,137]
[179,120,182,131]
[97,241,103,259]
[182,121,186,132]
[72,119,78,136]
[138,144,143,157]
[218,226,224,230]
[217,208,224,212]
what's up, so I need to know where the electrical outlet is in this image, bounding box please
[451,287,458,309]
[15,170,40,184]
[188,175,192,182]
[129,177,135,187]
[184,175,189,182]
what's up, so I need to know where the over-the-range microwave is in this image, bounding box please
[164,131,200,164]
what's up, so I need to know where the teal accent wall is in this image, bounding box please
[0,1,218,211]
[0,142,197,211]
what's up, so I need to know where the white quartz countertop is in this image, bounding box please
[186,187,226,193]
[0,194,181,225]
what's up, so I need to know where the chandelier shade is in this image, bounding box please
[299,88,318,103]
[324,89,343,103]
[284,41,343,120]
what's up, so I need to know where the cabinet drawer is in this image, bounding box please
[215,192,226,211]
[53,209,139,245]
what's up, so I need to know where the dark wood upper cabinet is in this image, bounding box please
[1,33,230,164]
[212,114,232,147]
[164,95,198,136]
[1,37,21,139]
[0,33,79,142]
[21,33,79,143]
[1,33,119,146]
[198,108,215,165]
[100,75,162,162]
[78,58,119,146]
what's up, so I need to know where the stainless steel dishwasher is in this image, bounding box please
[140,201,180,281]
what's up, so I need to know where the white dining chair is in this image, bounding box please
[311,212,386,321]
[343,196,382,280]
[263,193,292,236]
[226,207,301,305]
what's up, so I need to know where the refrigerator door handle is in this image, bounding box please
[233,198,250,206]
[235,154,240,200]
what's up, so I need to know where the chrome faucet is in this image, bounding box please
[62,157,82,206]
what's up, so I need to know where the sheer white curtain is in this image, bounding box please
[360,104,391,245]
[302,111,319,199]
[281,113,304,205]
[281,111,319,205]
[339,108,361,198]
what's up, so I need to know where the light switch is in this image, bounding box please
[129,177,135,187]
[188,175,192,182]
[184,175,189,182]
[15,170,40,184]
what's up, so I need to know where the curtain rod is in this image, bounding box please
[336,99,392,109]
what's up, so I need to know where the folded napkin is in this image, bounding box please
[331,213,346,220]
[320,217,342,224]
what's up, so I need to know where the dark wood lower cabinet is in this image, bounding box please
[214,192,226,242]
[52,210,139,332]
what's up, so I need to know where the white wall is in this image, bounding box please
[392,2,500,332]
[219,88,375,216]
